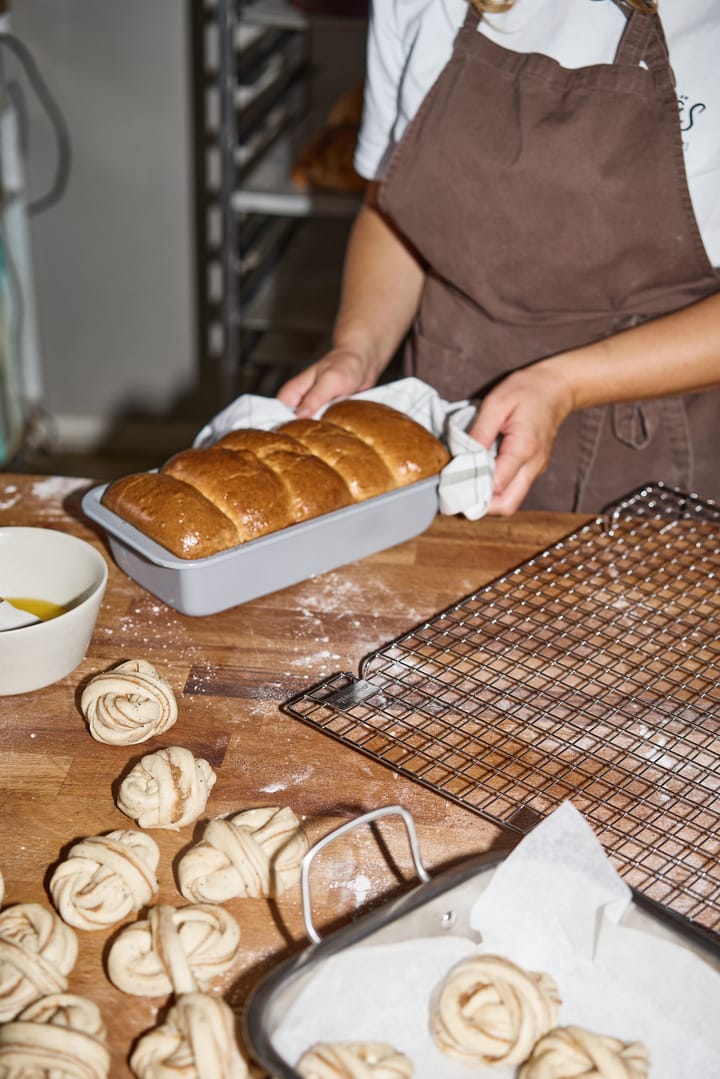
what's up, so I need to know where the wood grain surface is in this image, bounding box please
[0,473,588,1076]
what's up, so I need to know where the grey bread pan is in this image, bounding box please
[81,476,440,616]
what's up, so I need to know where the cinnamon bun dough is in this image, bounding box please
[129,992,249,1079]
[177,806,308,903]
[106,903,241,997]
[430,953,561,1067]
[80,659,178,746]
[518,1025,650,1079]
[49,830,160,930]
[0,903,78,1021]
[116,746,216,831]
[0,992,110,1079]
[296,1041,413,1079]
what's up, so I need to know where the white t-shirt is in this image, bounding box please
[355,0,720,267]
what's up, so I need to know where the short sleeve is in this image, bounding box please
[354,2,407,180]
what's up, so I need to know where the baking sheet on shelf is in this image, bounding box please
[283,484,720,936]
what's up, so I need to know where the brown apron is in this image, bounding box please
[377,1,720,512]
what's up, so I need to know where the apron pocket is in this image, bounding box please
[611,402,658,449]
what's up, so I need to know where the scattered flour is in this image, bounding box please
[295,572,423,625]
[346,873,373,906]
[328,873,375,909]
[31,476,85,500]
[0,484,19,511]
[259,765,314,793]
[259,780,287,794]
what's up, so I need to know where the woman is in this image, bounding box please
[278,0,720,514]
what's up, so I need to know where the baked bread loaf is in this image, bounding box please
[291,123,367,194]
[101,400,449,560]
[278,417,395,500]
[292,81,367,194]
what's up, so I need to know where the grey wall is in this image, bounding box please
[10,0,198,427]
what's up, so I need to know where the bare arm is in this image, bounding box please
[277,182,426,415]
[472,289,720,515]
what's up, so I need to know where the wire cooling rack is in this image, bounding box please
[284,484,720,937]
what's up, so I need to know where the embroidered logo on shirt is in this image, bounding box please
[678,93,707,152]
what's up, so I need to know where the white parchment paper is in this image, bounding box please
[194,377,495,521]
[271,803,720,1077]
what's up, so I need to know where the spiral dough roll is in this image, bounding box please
[129,992,249,1079]
[177,806,308,902]
[117,746,217,830]
[80,659,178,745]
[296,1041,414,1079]
[49,830,160,930]
[431,953,561,1067]
[107,902,241,997]
[518,1025,650,1079]
[0,992,110,1078]
[0,903,78,1022]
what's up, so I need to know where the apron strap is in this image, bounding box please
[460,3,673,84]
[614,2,674,86]
[459,3,482,40]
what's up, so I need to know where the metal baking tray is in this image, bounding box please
[81,477,439,616]
[282,483,720,937]
[242,806,720,1079]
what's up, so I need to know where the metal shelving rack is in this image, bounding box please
[199,0,367,404]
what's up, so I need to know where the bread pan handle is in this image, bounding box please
[300,804,431,945]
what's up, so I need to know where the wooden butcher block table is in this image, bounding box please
[0,473,587,1076]
[2,473,719,1075]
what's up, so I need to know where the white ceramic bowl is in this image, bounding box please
[0,527,108,695]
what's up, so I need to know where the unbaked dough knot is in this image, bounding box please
[80,659,178,745]
[296,1041,414,1079]
[0,903,78,1022]
[117,746,217,830]
[431,953,561,1067]
[49,830,160,930]
[177,806,309,902]
[129,992,249,1079]
[517,1025,650,1079]
[106,902,241,998]
[0,992,110,1078]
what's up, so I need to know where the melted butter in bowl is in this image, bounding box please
[6,598,68,622]
[0,527,108,694]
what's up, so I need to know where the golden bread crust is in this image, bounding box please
[101,400,449,559]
